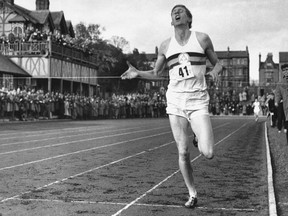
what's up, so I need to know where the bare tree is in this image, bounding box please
[109,36,130,52]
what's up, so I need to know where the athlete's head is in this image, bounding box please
[281,63,288,81]
[171,5,192,29]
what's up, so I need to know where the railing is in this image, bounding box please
[0,41,98,67]
[51,42,98,66]
[0,41,49,56]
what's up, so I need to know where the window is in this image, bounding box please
[13,26,23,38]
[237,68,243,76]
[265,71,273,79]
[2,74,14,90]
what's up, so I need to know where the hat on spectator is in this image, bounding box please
[281,63,288,71]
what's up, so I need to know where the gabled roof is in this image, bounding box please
[0,54,31,77]
[30,10,50,24]
[4,0,72,36]
[259,62,279,70]
[66,20,75,37]
[5,1,54,29]
[51,11,64,27]
[9,14,27,22]
[3,1,38,23]
[50,11,68,34]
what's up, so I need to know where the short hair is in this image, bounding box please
[171,5,192,29]
[281,63,288,71]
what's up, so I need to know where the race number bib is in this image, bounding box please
[170,62,195,80]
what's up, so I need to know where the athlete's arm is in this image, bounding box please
[197,32,222,82]
[121,40,168,80]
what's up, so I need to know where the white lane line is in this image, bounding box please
[111,123,248,216]
[0,131,171,171]
[214,123,247,146]
[11,198,256,212]
[0,124,229,202]
[0,125,114,139]
[0,124,156,143]
[0,120,168,138]
[0,123,227,203]
[0,126,140,146]
[111,155,201,216]
[0,126,169,155]
[265,122,278,216]
[0,142,173,203]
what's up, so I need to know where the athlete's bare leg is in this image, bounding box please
[169,114,197,197]
[189,114,214,159]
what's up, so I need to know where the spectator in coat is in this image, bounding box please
[275,63,288,144]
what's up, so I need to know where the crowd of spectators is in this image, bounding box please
[0,86,270,122]
[0,27,92,55]
[0,87,167,121]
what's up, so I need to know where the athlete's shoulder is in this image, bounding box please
[195,31,212,51]
[195,31,210,44]
[159,37,172,55]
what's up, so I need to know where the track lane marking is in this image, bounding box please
[0,125,159,142]
[0,123,229,203]
[265,122,277,216]
[10,198,256,212]
[0,126,169,155]
[0,142,174,203]
[0,125,115,139]
[112,123,248,216]
[0,120,169,138]
[0,131,171,171]
[0,123,229,204]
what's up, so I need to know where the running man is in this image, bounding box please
[252,98,261,122]
[121,4,222,208]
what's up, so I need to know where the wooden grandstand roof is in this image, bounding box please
[0,54,31,77]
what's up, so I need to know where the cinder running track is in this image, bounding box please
[0,116,271,216]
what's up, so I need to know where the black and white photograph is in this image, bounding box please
[0,0,287,215]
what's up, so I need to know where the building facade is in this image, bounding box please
[0,0,99,96]
[259,53,279,85]
[258,53,279,97]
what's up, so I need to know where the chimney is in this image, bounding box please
[259,53,261,69]
[36,0,50,10]
[155,46,158,55]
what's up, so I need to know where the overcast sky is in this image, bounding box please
[16,0,288,82]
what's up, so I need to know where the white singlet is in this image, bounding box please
[165,31,210,117]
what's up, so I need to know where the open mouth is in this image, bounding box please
[175,15,180,21]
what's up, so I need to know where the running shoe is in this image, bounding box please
[185,196,198,208]
[192,133,198,148]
